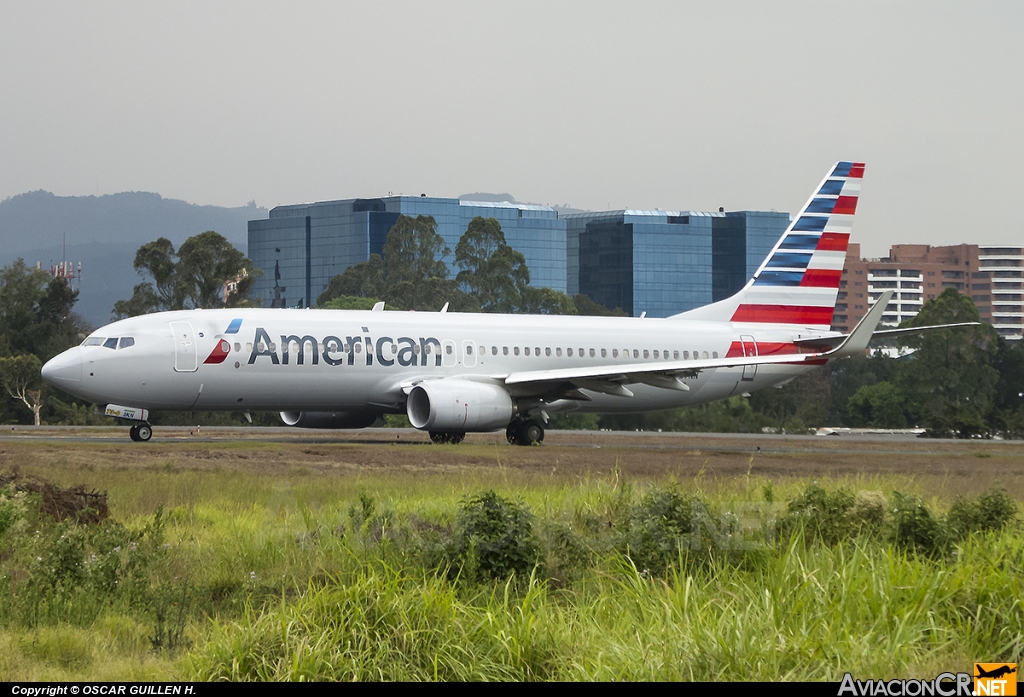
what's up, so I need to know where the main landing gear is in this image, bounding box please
[506,418,545,446]
[429,431,465,445]
[129,422,153,442]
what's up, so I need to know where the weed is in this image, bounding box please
[448,491,541,582]
[946,488,1017,539]
[779,483,856,545]
[889,491,946,556]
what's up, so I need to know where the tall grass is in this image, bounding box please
[1,468,1021,681]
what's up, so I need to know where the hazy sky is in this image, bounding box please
[2,1,1021,257]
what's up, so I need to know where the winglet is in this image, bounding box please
[830,290,893,357]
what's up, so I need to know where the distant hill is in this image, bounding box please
[0,190,267,327]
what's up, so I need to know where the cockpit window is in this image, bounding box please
[103,337,119,349]
[83,337,105,346]
[119,337,135,349]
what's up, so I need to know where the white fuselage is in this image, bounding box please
[42,308,822,417]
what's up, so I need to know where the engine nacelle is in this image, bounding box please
[406,380,513,432]
[279,411,378,429]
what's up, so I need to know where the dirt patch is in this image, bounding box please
[1,429,1022,501]
[0,470,109,523]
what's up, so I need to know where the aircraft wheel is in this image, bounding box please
[136,423,153,442]
[448,432,465,445]
[506,421,519,445]
[515,420,544,446]
[129,425,140,442]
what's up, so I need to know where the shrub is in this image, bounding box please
[540,521,593,586]
[616,486,726,575]
[945,488,1017,539]
[848,490,888,536]
[779,484,856,545]
[448,491,541,582]
[889,492,947,556]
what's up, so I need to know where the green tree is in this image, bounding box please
[825,351,901,426]
[455,217,530,313]
[897,288,999,436]
[317,255,385,306]
[321,295,381,311]
[0,260,83,361]
[847,381,909,428]
[748,365,831,432]
[572,293,628,317]
[519,287,577,315]
[317,215,465,312]
[113,232,258,318]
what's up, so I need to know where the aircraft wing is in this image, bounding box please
[502,351,827,397]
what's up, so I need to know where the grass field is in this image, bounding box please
[1,430,1022,680]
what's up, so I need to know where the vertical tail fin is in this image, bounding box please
[673,161,863,330]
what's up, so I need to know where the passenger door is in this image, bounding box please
[170,322,198,372]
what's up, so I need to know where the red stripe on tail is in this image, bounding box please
[833,196,858,215]
[801,269,842,288]
[731,304,834,325]
[817,232,849,252]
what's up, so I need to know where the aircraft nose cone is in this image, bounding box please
[41,348,82,384]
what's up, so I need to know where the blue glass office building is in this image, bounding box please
[248,197,566,308]
[565,210,788,317]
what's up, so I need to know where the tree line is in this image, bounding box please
[315,214,624,316]
[1,215,1021,437]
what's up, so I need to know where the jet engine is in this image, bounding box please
[279,411,378,429]
[406,380,513,432]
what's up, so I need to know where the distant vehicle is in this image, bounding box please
[41,162,966,444]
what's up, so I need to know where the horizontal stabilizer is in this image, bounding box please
[793,320,983,352]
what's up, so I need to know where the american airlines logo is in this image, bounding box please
[203,318,244,365]
[246,327,444,367]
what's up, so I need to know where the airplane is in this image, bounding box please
[40,162,970,444]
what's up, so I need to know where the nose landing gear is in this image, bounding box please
[129,422,153,442]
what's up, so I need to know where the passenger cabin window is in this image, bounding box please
[514,347,520,356]
[503,346,509,355]
[525,347,531,356]
[601,349,607,358]
[119,337,135,349]
[567,348,573,357]
[492,346,498,356]
[556,348,562,357]
[589,348,595,357]
[612,349,618,358]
